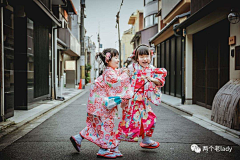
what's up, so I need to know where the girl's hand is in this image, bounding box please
[121,99,129,108]
[146,76,162,86]
[122,68,130,76]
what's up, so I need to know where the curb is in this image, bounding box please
[162,101,240,139]
[0,89,86,139]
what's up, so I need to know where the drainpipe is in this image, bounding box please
[0,5,4,121]
[173,24,185,104]
[52,26,59,100]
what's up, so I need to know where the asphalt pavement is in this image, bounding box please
[0,85,240,160]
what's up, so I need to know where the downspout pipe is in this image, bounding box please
[0,4,4,121]
[172,12,191,105]
[173,23,185,105]
[52,25,61,100]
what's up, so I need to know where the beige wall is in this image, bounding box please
[121,33,134,67]
[230,22,240,79]
[186,10,227,35]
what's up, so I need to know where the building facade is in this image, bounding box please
[149,0,190,99]
[0,0,81,122]
[128,10,144,49]
[174,0,240,109]
[121,28,133,67]
[150,0,240,112]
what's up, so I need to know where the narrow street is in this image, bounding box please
[0,86,240,160]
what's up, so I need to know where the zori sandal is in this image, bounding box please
[110,150,123,157]
[97,150,117,159]
[140,141,160,149]
[70,136,81,152]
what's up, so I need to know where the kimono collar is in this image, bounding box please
[133,63,150,71]
[105,66,119,73]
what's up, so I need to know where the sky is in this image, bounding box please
[83,0,144,51]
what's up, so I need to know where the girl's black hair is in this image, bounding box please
[132,44,152,61]
[95,48,119,67]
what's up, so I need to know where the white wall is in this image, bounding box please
[230,22,240,79]
[90,44,96,82]
[185,34,193,104]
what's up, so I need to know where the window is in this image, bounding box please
[144,16,150,28]
[144,14,157,28]
[154,16,158,25]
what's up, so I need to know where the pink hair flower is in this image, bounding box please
[105,52,111,63]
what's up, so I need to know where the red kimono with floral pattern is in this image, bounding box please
[116,63,167,142]
[80,67,133,149]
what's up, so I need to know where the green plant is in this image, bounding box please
[85,64,92,84]
[85,64,92,71]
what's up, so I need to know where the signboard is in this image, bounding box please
[65,61,76,70]
[80,56,85,66]
[100,44,102,48]
[229,36,236,45]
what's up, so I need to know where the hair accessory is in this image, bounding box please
[105,52,111,63]
[129,49,136,58]
[150,50,154,56]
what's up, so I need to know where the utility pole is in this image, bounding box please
[80,0,85,89]
[116,12,121,68]
[116,0,124,68]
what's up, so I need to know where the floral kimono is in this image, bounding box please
[116,63,167,142]
[80,67,133,149]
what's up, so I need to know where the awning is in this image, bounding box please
[128,15,137,25]
[130,31,141,43]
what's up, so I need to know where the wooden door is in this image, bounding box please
[193,19,229,109]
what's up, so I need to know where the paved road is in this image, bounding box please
[0,86,240,160]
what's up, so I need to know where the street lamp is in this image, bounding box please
[228,9,240,24]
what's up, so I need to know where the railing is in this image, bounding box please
[57,28,70,47]
[69,30,80,56]
[58,28,80,56]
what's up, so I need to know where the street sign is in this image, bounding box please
[100,44,102,48]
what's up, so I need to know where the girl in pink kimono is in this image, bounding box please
[70,48,133,158]
[116,44,167,149]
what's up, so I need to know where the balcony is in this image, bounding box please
[57,28,80,57]
[58,28,70,47]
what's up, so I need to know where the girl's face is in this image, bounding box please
[137,52,151,68]
[107,55,119,69]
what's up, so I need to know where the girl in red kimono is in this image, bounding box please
[70,48,133,158]
[116,44,167,149]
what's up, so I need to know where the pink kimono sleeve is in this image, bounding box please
[154,68,167,87]
[105,70,129,88]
